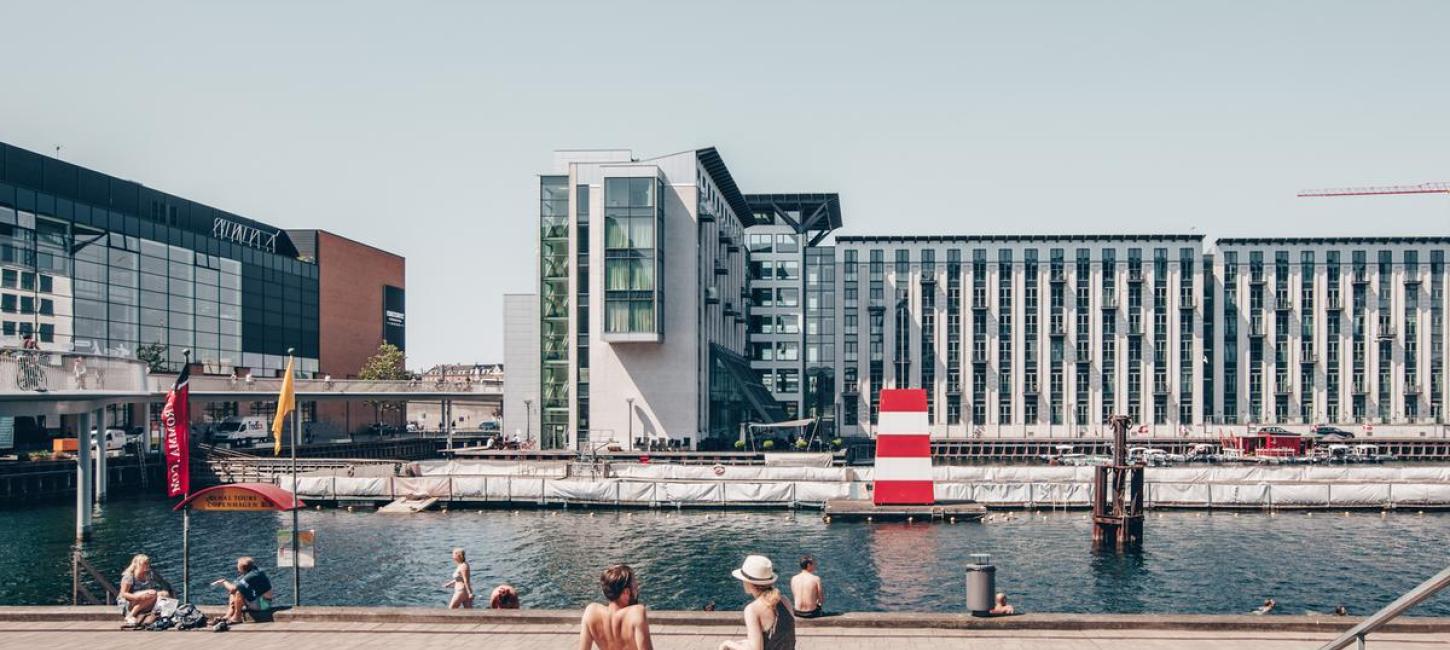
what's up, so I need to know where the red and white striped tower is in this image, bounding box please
[873,388,934,505]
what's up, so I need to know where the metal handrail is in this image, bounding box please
[1318,563,1450,649]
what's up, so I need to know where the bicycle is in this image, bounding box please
[16,351,47,392]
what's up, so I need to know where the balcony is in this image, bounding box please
[705,287,720,305]
[1023,381,1040,395]
[1300,352,1317,364]
[1405,276,1423,287]
[722,302,738,317]
[1352,381,1368,395]
[1050,323,1067,337]
[1050,271,1067,284]
[1179,295,1196,310]
[698,207,716,223]
[1249,323,1266,338]
[972,349,990,363]
[1249,273,1266,285]
[1378,326,1397,340]
[1127,322,1145,337]
[727,243,740,254]
[1154,380,1171,395]
[1100,294,1119,310]
[972,291,989,309]
[1275,295,1293,311]
[1406,383,1423,394]
[842,383,859,396]
[1127,269,1144,283]
[718,231,733,245]
[1325,294,1342,311]
[1353,273,1369,285]
[714,261,729,275]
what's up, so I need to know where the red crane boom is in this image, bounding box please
[1298,182,1450,197]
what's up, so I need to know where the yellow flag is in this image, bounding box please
[272,356,296,456]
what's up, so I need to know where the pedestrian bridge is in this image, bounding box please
[0,351,498,417]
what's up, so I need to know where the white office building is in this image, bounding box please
[833,235,1208,438]
[531,148,784,450]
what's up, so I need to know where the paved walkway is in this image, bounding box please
[2,620,1447,649]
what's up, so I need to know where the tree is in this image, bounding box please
[358,343,410,380]
[358,343,410,429]
[136,342,169,373]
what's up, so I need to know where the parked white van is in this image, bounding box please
[210,416,271,448]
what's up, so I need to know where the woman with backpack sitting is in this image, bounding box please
[119,554,171,627]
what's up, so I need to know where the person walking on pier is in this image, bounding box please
[443,548,473,608]
[789,556,823,619]
[721,555,795,650]
[578,564,653,650]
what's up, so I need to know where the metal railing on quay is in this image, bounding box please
[1318,564,1450,650]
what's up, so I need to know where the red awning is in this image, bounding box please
[173,482,305,511]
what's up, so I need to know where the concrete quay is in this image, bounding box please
[4,607,1450,648]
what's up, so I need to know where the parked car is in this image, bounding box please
[1310,425,1355,440]
[1254,426,1295,436]
[478,420,500,432]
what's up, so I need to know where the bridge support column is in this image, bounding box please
[444,400,453,450]
[141,402,153,455]
[94,408,108,502]
[76,411,93,541]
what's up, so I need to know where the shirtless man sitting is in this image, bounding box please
[578,564,654,650]
[790,555,824,618]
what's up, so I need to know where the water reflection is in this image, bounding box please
[4,497,1450,616]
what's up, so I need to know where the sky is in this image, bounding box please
[1,1,1447,369]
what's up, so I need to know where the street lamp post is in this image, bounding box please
[626,397,635,449]
[523,399,533,445]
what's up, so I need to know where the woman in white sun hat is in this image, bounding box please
[719,554,796,650]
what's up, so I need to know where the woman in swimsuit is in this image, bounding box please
[442,548,473,608]
[720,555,795,650]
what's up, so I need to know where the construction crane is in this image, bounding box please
[1298,182,1450,197]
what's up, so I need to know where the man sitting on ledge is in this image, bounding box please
[212,556,274,625]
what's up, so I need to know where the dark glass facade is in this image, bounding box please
[0,142,319,375]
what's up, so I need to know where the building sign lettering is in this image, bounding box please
[213,217,279,253]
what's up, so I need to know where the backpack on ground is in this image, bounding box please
[173,603,208,630]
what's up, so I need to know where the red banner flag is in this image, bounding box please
[162,363,192,497]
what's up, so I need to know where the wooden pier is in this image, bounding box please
[823,499,987,522]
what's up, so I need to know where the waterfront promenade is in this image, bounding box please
[3,608,1450,649]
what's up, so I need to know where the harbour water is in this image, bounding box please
[5,495,1450,616]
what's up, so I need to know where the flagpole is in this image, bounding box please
[180,349,191,602]
[289,349,300,607]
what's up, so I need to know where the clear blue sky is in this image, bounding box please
[2,1,1447,368]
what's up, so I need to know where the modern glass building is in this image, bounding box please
[0,141,320,376]
[744,194,841,435]
[529,148,789,450]
[516,144,1450,444]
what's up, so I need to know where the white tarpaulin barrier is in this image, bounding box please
[934,483,974,502]
[391,477,452,498]
[971,483,1033,505]
[546,480,618,502]
[1210,483,1269,506]
[1270,483,1331,506]
[293,476,333,498]
[449,477,490,498]
[1330,483,1391,505]
[723,483,794,503]
[657,482,722,503]
[413,461,569,477]
[793,482,851,503]
[1149,482,1211,505]
[609,465,850,482]
[333,477,387,497]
